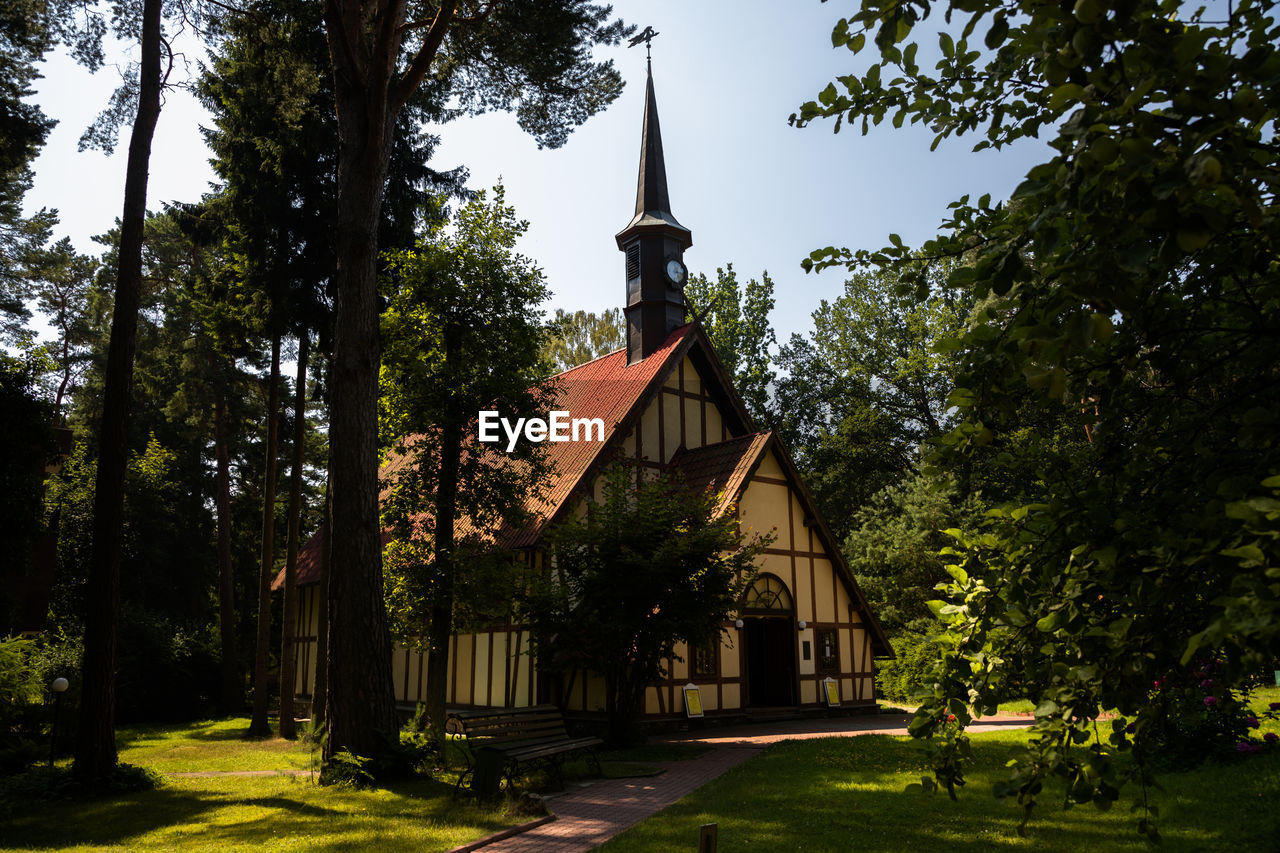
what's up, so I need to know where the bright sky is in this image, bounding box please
[24,0,1051,343]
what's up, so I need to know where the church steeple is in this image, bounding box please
[616,61,692,365]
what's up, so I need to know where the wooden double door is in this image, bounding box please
[743,616,797,707]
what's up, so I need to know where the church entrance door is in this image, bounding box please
[740,574,797,708]
[744,617,796,707]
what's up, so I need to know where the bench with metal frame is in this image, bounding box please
[445,704,603,796]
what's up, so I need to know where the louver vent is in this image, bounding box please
[626,244,640,281]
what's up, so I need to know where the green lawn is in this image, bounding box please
[5,693,1278,852]
[0,716,711,851]
[114,717,318,774]
[1,717,521,852]
[601,689,1280,853]
[0,774,522,852]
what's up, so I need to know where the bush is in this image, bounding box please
[875,632,936,703]
[1145,659,1255,770]
[0,636,47,775]
[0,762,160,819]
[113,610,221,723]
[320,749,376,788]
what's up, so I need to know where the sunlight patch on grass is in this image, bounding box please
[600,729,1280,853]
[115,717,317,774]
[0,774,521,852]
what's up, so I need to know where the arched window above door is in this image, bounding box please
[742,574,793,614]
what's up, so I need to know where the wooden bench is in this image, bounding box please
[445,705,602,796]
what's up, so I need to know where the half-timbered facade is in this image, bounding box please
[274,63,891,723]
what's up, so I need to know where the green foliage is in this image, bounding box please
[771,259,966,541]
[875,631,938,703]
[0,636,45,774]
[772,334,903,542]
[800,0,1280,836]
[847,471,985,634]
[685,264,776,423]
[31,237,97,412]
[521,462,770,743]
[380,185,554,639]
[198,0,335,340]
[1145,664,1254,771]
[811,258,968,445]
[0,762,160,815]
[439,2,633,150]
[45,437,220,722]
[320,749,377,789]
[0,0,60,345]
[542,307,625,373]
[0,354,56,632]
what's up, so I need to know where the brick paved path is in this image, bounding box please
[471,712,1029,852]
[477,746,760,853]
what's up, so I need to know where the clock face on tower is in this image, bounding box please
[665,258,687,289]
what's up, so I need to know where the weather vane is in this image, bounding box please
[628,26,660,63]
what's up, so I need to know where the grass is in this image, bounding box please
[995,699,1036,715]
[113,717,318,774]
[1,717,522,852]
[5,690,1277,851]
[0,774,523,852]
[601,732,1280,852]
[1250,683,1280,714]
[0,716,713,850]
[601,688,1280,852]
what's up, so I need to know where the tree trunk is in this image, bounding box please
[322,75,399,760]
[607,668,642,746]
[74,0,163,783]
[214,391,239,710]
[424,326,462,749]
[313,473,330,727]
[279,335,309,739]
[249,334,282,737]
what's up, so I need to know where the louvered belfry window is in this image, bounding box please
[626,244,640,282]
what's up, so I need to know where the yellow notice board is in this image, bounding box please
[823,678,840,707]
[683,683,704,718]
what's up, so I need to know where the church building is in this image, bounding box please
[277,63,891,722]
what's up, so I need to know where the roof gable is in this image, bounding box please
[669,431,771,517]
[277,323,698,589]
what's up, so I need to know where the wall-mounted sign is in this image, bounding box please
[683,682,704,718]
[822,677,840,707]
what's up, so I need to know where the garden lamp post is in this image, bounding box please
[49,676,68,768]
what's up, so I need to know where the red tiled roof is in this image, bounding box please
[502,323,693,546]
[279,527,324,589]
[275,324,695,589]
[669,431,772,517]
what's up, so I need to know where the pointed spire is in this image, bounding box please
[616,62,691,249]
[635,64,672,219]
[616,55,692,364]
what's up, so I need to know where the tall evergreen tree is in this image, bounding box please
[76,0,168,781]
[0,0,59,344]
[200,0,462,739]
[321,0,631,759]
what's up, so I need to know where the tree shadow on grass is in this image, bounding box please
[0,772,519,851]
[113,718,250,751]
[2,787,228,849]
